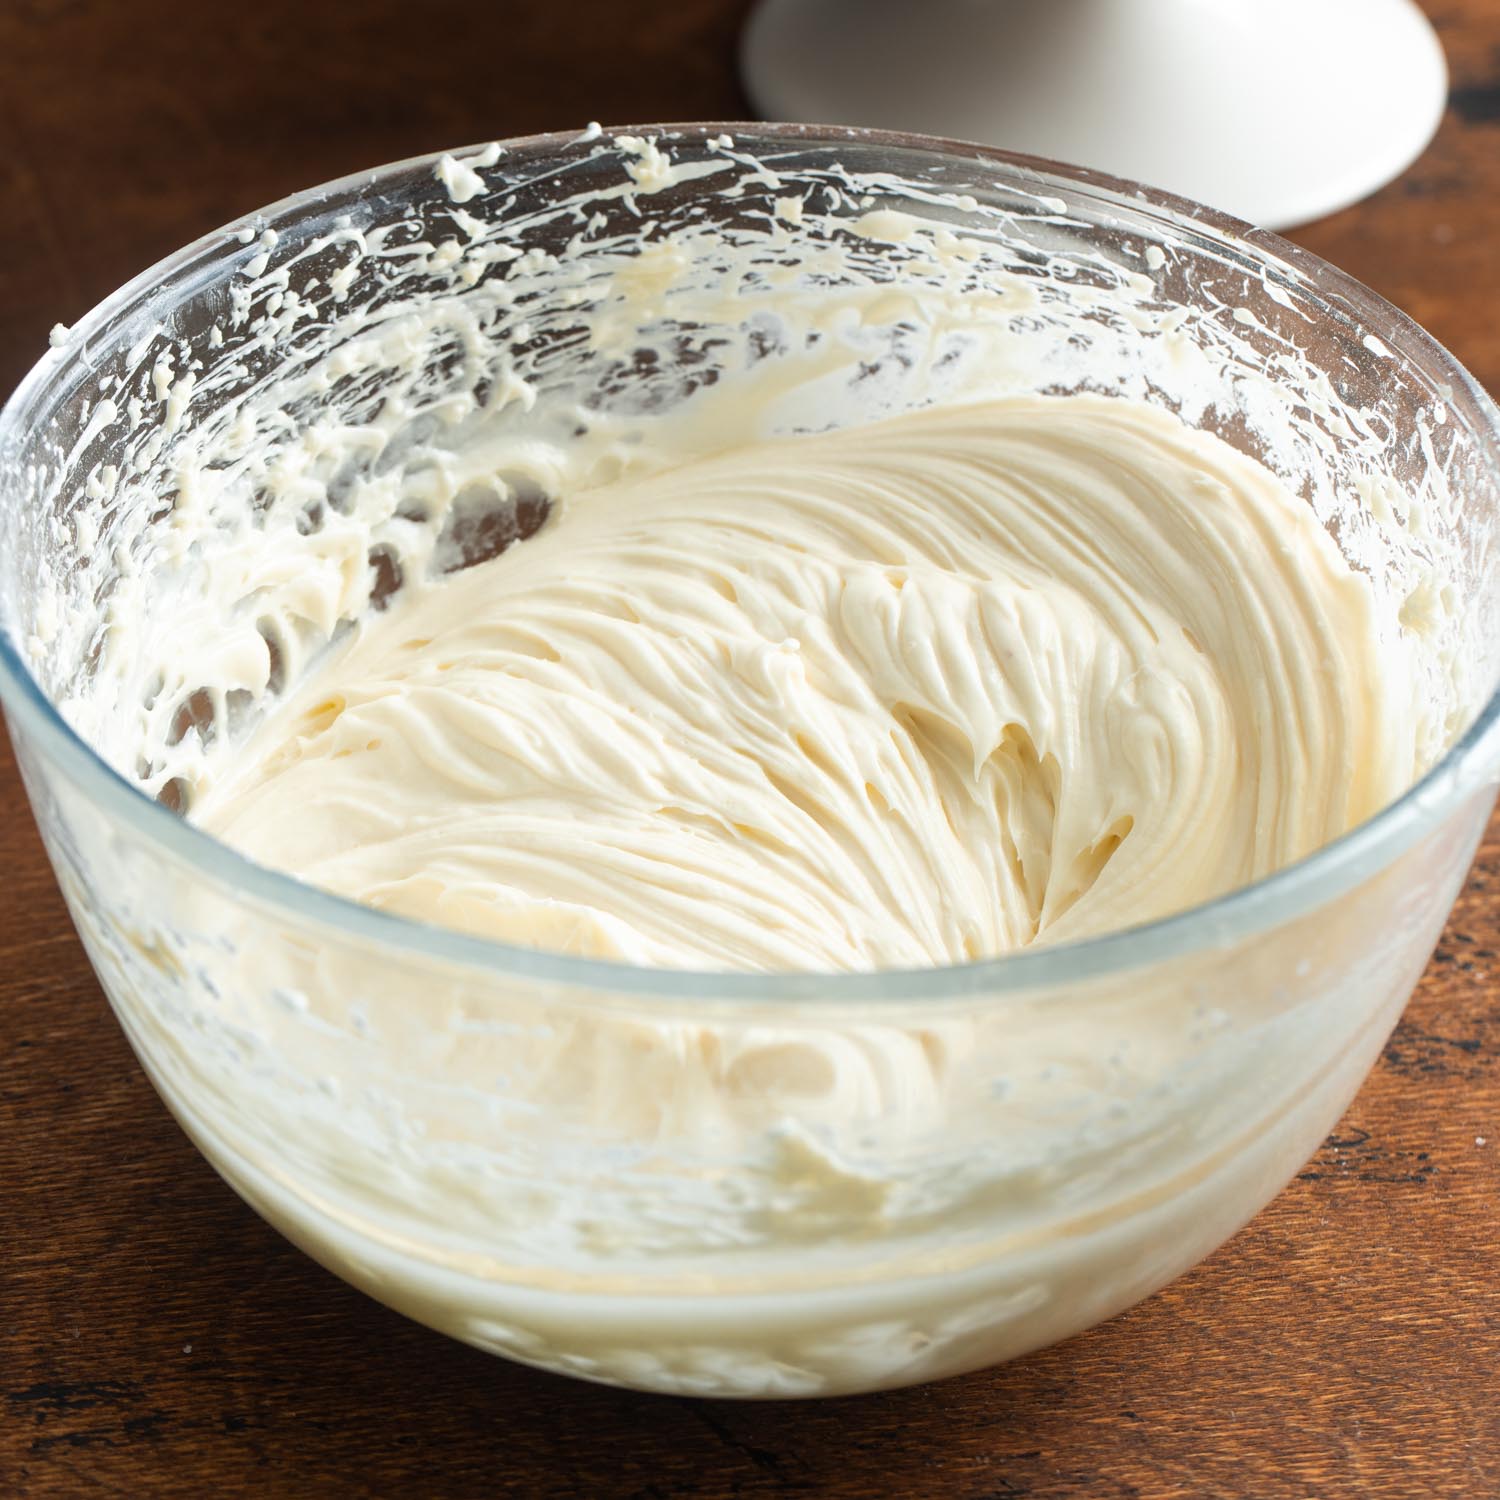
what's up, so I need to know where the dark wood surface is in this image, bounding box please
[3,2,1498,1495]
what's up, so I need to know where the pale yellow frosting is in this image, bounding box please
[194,393,1419,970]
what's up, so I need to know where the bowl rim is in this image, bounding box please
[3,120,1499,1004]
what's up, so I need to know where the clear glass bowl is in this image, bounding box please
[2,125,1498,1399]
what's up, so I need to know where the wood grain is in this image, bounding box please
[2,2,1497,1495]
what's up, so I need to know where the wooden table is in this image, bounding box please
[3,3,1496,1495]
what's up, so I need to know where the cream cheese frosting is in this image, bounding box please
[193,392,1421,970]
[25,128,1487,1397]
[23,129,1488,1404]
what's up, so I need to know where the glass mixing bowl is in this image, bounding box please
[2,125,1498,1399]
